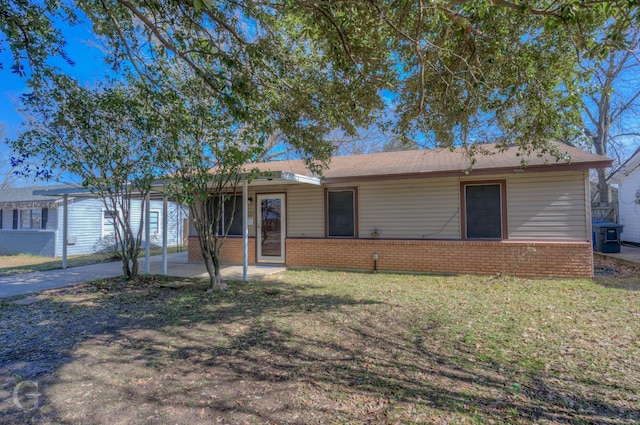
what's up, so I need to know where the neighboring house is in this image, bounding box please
[188,143,610,278]
[608,145,640,244]
[0,185,188,257]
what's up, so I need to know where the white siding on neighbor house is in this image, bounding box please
[504,170,588,241]
[357,178,460,239]
[59,198,105,256]
[617,165,640,244]
[129,199,186,248]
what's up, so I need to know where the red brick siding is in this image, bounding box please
[285,239,593,278]
[188,236,256,265]
[189,236,593,278]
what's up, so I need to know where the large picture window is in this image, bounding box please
[462,182,506,239]
[207,195,243,236]
[326,189,357,238]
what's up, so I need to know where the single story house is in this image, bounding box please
[188,143,610,278]
[0,185,188,257]
[608,145,640,244]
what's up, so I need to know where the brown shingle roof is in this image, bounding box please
[246,143,611,182]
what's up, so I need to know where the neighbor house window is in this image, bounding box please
[207,194,243,236]
[16,208,47,229]
[461,181,506,239]
[0,208,3,229]
[326,188,357,238]
[103,210,118,236]
[149,211,160,234]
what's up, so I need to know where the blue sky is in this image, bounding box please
[0,17,106,139]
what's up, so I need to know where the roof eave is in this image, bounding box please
[323,161,612,184]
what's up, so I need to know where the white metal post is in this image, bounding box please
[145,194,151,274]
[242,180,248,282]
[162,193,168,276]
[62,194,68,269]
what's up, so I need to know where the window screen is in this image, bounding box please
[328,190,355,237]
[465,184,502,239]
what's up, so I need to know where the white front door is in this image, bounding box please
[257,194,285,262]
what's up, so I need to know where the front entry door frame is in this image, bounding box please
[257,193,286,263]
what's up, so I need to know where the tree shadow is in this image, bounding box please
[0,276,637,424]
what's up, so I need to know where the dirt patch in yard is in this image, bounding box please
[1,271,639,424]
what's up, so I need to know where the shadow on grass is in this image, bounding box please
[0,276,637,424]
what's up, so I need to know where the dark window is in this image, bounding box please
[207,195,243,236]
[465,184,503,239]
[327,190,355,237]
[0,208,2,229]
[19,209,43,229]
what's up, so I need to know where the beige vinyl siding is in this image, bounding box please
[196,169,588,243]
[286,186,324,237]
[357,178,460,239]
[505,171,588,241]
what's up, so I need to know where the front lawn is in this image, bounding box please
[0,269,638,424]
[0,246,185,276]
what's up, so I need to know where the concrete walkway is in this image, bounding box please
[594,244,640,267]
[0,252,285,299]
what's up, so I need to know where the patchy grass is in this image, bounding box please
[0,269,639,424]
[0,247,186,276]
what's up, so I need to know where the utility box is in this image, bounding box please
[592,221,624,253]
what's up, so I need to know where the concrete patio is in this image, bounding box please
[0,251,285,299]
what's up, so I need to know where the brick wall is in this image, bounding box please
[189,236,593,278]
[285,239,593,278]
[188,236,256,265]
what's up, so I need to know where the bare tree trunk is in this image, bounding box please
[595,168,610,205]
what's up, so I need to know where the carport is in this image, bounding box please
[33,171,319,282]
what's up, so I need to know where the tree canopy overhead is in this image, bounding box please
[2,1,638,158]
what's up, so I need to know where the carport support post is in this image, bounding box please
[62,194,68,269]
[145,193,151,274]
[242,179,248,282]
[162,192,168,276]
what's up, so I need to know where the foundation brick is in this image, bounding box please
[189,236,593,278]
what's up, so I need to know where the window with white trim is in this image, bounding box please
[103,210,118,236]
[149,211,160,234]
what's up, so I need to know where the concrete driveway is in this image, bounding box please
[0,252,285,299]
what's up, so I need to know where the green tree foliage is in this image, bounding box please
[3,1,639,287]
[79,1,640,148]
[12,76,159,279]
[5,1,637,155]
[150,67,266,290]
[0,0,78,75]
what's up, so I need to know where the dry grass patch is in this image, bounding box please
[0,269,638,424]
